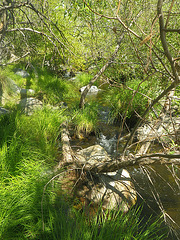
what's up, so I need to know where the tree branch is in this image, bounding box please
[74,153,180,173]
[163,28,180,34]
[157,0,180,83]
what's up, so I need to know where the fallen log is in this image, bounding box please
[56,123,75,170]
[58,124,180,173]
[73,149,180,173]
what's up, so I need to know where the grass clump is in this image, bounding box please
[72,101,99,137]
[0,107,66,239]
[40,193,166,240]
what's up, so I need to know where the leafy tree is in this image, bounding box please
[0,0,69,69]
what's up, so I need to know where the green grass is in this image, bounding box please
[0,66,167,240]
[71,101,99,137]
[0,107,65,239]
[0,108,166,240]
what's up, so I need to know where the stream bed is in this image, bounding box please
[70,108,180,239]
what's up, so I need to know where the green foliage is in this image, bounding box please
[0,108,66,239]
[74,72,93,87]
[101,74,162,124]
[72,101,99,136]
[0,108,166,240]
[0,107,66,175]
[40,199,166,240]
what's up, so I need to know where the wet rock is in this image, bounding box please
[79,85,100,95]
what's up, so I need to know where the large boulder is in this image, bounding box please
[76,144,112,167]
[74,145,137,213]
[87,169,137,213]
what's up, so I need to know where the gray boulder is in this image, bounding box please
[15,68,30,78]
[6,77,21,95]
[19,98,43,115]
[75,145,137,213]
[76,144,111,166]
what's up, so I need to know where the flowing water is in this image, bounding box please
[70,100,180,239]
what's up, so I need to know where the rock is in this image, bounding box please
[6,77,21,95]
[20,88,35,99]
[87,169,137,213]
[79,85,100,95]
[76,145,112,167]
[64,71,75,78]
[19,97,43,115]
[14,68,30,78]
[137,116,180,143]
[75,145,137,213]
[0,107,10,116]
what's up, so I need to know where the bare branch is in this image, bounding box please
[163,28,180,34]
[0,1,28,13]
[157,0,180,83]
[0,51,30,66]
[73,153,180,173]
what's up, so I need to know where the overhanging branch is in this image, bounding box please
[163,28,180,34]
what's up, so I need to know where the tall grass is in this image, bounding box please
[0,108,166,239]
[0,68,166,239]
[72,101,99,137]
[0,107,66,239]
[40,196,166,240]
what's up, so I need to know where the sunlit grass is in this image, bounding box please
[0,67,167,240]
[72,101,99,137]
